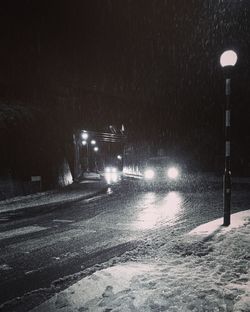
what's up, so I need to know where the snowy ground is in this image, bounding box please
[30,210,250,312]
[0,180,106,214]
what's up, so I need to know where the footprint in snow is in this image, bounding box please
[102,286,114,298]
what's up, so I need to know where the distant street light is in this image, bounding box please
[91,140,96,145]
[82,132,88,140]
[117,155,122,160]
[220,49,238,226]
[93,146,99,152]
[82,140,87,146]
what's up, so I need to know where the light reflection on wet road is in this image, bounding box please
[132,191,183,230]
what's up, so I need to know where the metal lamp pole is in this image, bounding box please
[223,77,231,226]
[220,50,238,226]
[73,133,80,181]
[86,142,89,171]
[82,131,89,172]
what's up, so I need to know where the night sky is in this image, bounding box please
[1,0,250,166]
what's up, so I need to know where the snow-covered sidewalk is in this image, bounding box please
[0,180,107,214]
[30,210,250,312]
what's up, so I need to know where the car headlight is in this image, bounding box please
[167,167,179,179]
[105,167,111,173]
[144,169,155,180]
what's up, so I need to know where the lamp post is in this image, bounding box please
[73,133,80,181]
[82,131,89,172]
[220,50,238,226]
[82,140,89,171]
[93,146,99,172]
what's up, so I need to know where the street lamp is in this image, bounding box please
[220,49,238,226]
[93,146,99,152]
[82,132,88,140]
[91,140,96,145]
[220,50,237,68]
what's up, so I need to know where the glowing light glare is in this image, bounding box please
[220,50,238,67]
[104,172,118,184]
[91,140,96,145]
[144,169,155,180]
[105,167,117,174]
[93,146,99,152]
[167,167,179,179]
[117,155,122,160]
[105,167,111,173]
[107,187,113,194]
[164,191,182,209]
[82,140,87,146]
[82,132,88,140]
[134,191,183,230]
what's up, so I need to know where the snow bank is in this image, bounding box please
[30,210,250,312]
[188,210,250,237]
[0,181,105,213]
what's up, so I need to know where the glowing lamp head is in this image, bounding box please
[144,169,155,180]
[82,132,88,140]
[94,146,99,152]
[220,50,238,67]
[167,167,179,179]
[91,140,96,145]
[82,140,87,146]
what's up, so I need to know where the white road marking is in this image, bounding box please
[25,268,42,275]
[0,264,12,271]
[0,225,47,240]
[25,270,35,275]
[84,194,106,202]
[80,180,100,184]
[53,219,74,223]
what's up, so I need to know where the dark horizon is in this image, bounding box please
[1,0,250,161]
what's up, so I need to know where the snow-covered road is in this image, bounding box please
[0,179,249,311]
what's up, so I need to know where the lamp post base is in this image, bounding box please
[223,171,231,226]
